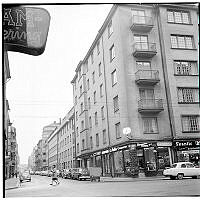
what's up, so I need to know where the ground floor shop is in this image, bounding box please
[173,140,200,166]
[79,141,173,177]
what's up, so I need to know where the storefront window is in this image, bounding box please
[157,147,170,170]
[102,154,111,174]
[113,150,124,174]
[144,147,156,171]
[95,155,101,167]
[124,149,131,172]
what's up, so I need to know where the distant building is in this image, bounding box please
[35,139,43,171]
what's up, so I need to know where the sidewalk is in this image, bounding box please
[101,175,167,182]
[5,177,19,190]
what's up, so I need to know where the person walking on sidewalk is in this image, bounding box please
[50,166,60,186]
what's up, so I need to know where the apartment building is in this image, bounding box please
[35,139,43,171]
[42,121,60,170]
[57,107,75,170]
[71,4,199,177]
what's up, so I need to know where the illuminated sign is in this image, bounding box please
[173,141,200,147]
[3,6,50,56]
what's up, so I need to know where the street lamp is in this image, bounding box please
[123,127,133,140]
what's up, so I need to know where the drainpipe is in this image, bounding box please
[101,35,112,176]
[155,5,176,163]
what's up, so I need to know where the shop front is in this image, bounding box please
[173,140,200,167]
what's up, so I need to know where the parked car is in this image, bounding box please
[47,171,53,177]
[41,171,48,176]
[71,168,90,181]
[63,169,72,179]
[163,162,200,180]
[20,171,31,182]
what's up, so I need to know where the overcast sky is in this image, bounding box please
[6,4,113,164]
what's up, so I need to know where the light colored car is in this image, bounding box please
[163,162,200,180]
[20,171,31,182]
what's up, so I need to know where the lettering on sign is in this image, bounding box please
[3,6,50,56]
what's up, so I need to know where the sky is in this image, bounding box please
[6,4,113,164]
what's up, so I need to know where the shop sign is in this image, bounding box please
[174,141,200,148]
[3,6,50,56]
[157,141,172,147]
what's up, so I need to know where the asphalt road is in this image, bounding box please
[5,175,200,197]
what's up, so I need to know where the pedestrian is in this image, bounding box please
[50,166,60,186]
[19,173,23,187]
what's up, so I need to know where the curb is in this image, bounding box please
[5,185,19,191]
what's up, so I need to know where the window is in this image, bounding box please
[181,115,200,132]
[174,61,198,75]
[101,106,105,120]
[80,85,83,96]
[111,69,117,86]
[97,41,100,55]
[110,44,115,62]
[76,127,79,137]
[78,67,82,79]
[96,133,99,147]
[115,123,121,139]
[85,60,88,73]
[90,136,93,149]
[80,102,83,113]
[91,51,94,64]
[81,120,84,131]
[143,118,158,133]
[136,61,151,69]
[87,79,90,91]
[76,111,78,121]
[113,95,119,112]
[108,20,113,37]
[98,62,102,76]
[134,35,148,50]
[103,129,107,144]
[88,97,91,109]
[82,139,85,150]
[178,88,199,103]
[132,10,145,24]
[170,35,194,49]
[100,84,103,97]
[167,10,190,24]
[181,164,186,168]
[77,143,79,153]
[92,71,95,84]
[75,96,77,105]
[94,91,96,104]
[95,112,98,125]
[89,116,92,128]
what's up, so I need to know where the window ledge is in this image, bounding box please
[174,74,199,76]
[143,132,159,134]
[178,102,199,104]
[168,22,193,25]
[182,130,200,133]
[171,48,197,50]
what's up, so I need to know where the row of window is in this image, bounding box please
[58,146,75,160]
[77,114,200,152]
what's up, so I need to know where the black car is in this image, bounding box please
[63,169,72,179]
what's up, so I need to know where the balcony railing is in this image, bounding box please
[130,15,153,32]
[132,42,157,58]
[138,99,164,114]
[135,70,160,86]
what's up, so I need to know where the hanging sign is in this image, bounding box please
[3,6,50,56]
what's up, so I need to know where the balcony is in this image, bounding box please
[138,99,164,114]
[132,42,157,58]
[130,15,153,32]
[135,70,160,86]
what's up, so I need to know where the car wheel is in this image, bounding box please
[78,177,81,181]
[177,173,184,180]
[170,176,176,180]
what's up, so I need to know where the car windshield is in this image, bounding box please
[171,164,177,168]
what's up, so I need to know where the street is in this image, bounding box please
[6,175,200,197]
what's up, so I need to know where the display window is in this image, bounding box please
[157,147,170,170]
[113,150,124,174]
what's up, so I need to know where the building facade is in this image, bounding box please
[57,107,76,170]
[71,4,199,177]
[35,139,43,171]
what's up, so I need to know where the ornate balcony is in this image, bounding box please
[135,70,160,86]
[132,42,157,58]
[130,15,153,32]
[138,99,164,114]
